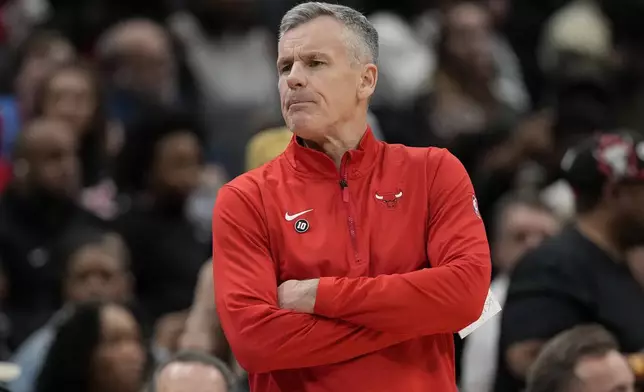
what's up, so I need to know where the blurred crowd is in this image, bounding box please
[0,0,643,391]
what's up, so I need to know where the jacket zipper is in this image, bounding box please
[340,154,360,263]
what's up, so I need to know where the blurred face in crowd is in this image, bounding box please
[277,16,377,142]
[571,350,635,392]
[15,119,80,198]
[494,203,560,272]
[156,361,228,392]
[109,21,176,103]
[63,237,130,304]
[611,182,644,251]
[151,131,202,199]
[15,37,75,116]
[91,304,145,392]
[41,67,98,137]
[443,2,494,79]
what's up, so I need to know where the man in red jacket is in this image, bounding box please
[211,2,491,391]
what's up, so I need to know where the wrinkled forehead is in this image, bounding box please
[278,16,350,61]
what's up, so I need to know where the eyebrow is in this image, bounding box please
[277,51,330,68]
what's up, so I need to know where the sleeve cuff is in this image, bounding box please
[313,277,337,318]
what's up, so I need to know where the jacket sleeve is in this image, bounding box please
[213,185,414,373]
[313,150,491,335]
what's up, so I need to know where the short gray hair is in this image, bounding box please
[279,2,378,65]
[147,350,236,392]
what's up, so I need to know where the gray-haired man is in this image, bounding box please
[212,2,490,392]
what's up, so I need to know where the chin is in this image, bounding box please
[286,114,325,141]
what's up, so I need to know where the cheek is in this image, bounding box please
[278,80,288,101]
[38,166,58,182]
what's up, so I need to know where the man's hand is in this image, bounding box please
[278,279,319,313]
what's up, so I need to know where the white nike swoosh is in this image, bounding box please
[285,209,313,221]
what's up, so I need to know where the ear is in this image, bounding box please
[357,63,378,101]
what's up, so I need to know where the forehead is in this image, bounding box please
[50,69,90,86]
[155,132,200,157]
[278,16,348,59]
[68,244,121,269]
[575,351,635,390]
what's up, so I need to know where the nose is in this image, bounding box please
[286,62,307,90]
[58,95,78,114]
[83,277,109,300]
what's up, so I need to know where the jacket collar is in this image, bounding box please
[284,127,380,180]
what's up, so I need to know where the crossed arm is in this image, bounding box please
[212,151,491,373]
[279,151,491,335]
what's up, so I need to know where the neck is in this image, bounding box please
[301,115,368,167]
[576,209,622,259]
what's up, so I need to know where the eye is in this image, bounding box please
[310,60,324,67]
[279,64,292,74]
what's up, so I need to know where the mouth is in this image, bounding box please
[287,99,312,109]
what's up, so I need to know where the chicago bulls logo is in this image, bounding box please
[375,190,403,208]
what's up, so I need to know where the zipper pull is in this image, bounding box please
[339,179,349,202]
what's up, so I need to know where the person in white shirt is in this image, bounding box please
[460,193,561,392]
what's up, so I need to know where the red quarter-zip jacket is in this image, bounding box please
[212,128,491,392]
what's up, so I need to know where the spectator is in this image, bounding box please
[473,67,615,227]
[461,193,560,392]
[36,301,147,392]
[373,0,524,178]
[95,19,185,129]
[0,30,75,160]
[178,261,228,361]
[147,350,236,392]
[495,130,644,392]
[34,62,108,186]
[0,118,104,349]
[538,0,612,77]
[178,260,245,377]
[526,324,635,392]
[32,62,118,218]
[9,227,132,392]
[113,111,209,326]
[430,1,520,144]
